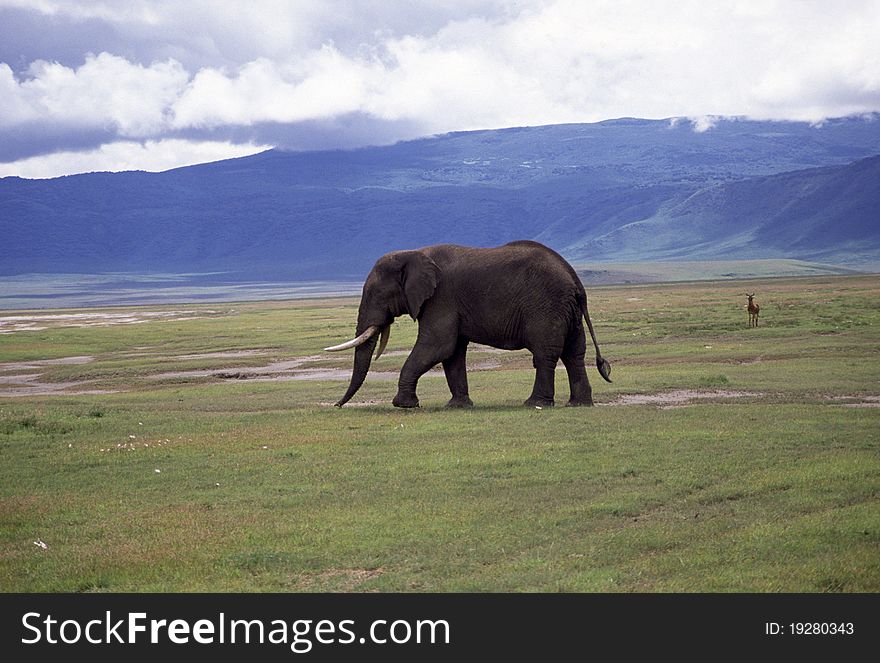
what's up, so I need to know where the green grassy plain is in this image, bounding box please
[1,275,878,592]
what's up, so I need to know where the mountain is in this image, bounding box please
[2,116,879,280]
[563,155,880,264]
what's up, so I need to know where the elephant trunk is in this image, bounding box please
[335,334,379,407]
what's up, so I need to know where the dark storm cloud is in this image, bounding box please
[0,7,110,72]
[0,1,513,71]
[186,114,432,152]
[0,122,116,162]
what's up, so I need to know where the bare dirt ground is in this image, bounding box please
[0,355,117,397]
[601,389,766,408]
[2,349,875,409]
[150,354,396,382]
[0,356,94,371]
[825,395,880,408]
[152,353,502,383]
[0,348,506,397]
[0,310,222,334]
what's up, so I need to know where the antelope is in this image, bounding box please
[746,293,760,327]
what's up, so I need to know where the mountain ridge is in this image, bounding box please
[566,155,880,264]
[2,116,879,280]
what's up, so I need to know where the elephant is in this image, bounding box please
[325,240,612,408]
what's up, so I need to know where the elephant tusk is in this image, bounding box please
[374,325,391,360]
[324,325,380,352]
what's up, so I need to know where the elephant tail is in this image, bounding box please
[582,297,612,383]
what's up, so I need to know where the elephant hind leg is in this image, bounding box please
[524,352,560,407]
[561,354,592,406]
[442,337,473,408]
[562,323,593,406]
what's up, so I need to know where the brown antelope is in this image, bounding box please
[746,293,760,327]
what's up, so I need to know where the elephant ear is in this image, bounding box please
[400,251,441,320]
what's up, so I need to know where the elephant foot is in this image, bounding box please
[524,397,554,408]
[392,393,420,408]
[445,396,474,408]
[566,398,594,407]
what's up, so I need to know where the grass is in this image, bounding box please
[573,258,865,284]
[1,275,878,592]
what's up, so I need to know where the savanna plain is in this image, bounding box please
[1,275,878,592]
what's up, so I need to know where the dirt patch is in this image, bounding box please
[825,395,880,408]
[217,368,399,382]
[151,356,319,380]
[0,356,94,372]
[152,352,503,383]
[0,382,116,398]
[602,390,766,408]
[278,368,399,381]
[0,310,220,334]
[172,350,268,361]
[0,356,114,397]
[470,359,503,370]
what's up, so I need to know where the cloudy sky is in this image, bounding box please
[1,0,879,178]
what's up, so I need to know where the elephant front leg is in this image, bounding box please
[442,338,473,408]
[393,342,450,408]
[524,353,558,407]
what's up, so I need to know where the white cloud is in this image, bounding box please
[164,2,880,129]
[171,48,381,128]
[0,63,32,124]
[0,0,160,22]
[0,0,509,69]
[1,52,189,136]
[689,115,720,133]
[0,139,269,178]
[1,0,879,176]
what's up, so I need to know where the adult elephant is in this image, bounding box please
[325,240,612,408]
